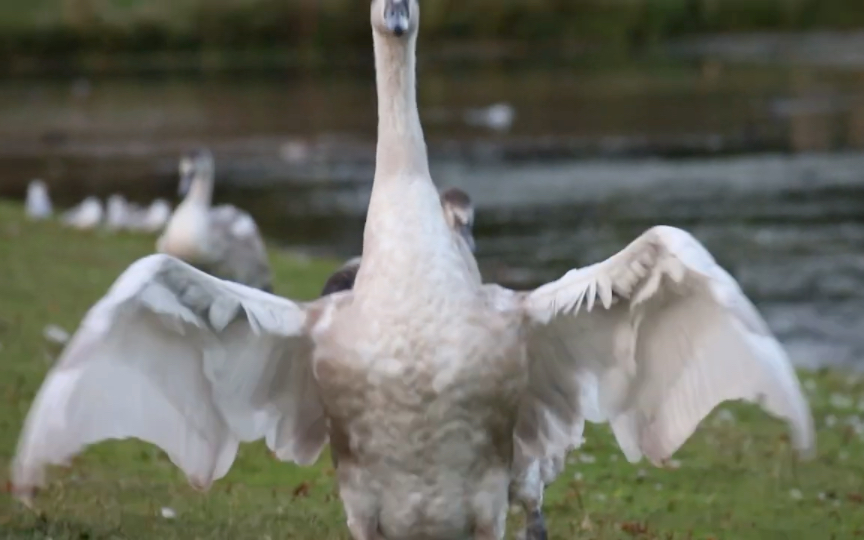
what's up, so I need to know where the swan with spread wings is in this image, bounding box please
[11,0,814,538]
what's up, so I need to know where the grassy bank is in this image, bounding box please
[1,0,864,72]
[0,199,863,538]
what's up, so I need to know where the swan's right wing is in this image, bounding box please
[12,254,328,504]
[514,226,814,465]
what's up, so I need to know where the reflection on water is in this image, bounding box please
[1,56,864,369]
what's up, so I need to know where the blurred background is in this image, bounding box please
[2,0,864,370]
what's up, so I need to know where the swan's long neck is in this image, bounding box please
[357,31,477,304]
[160,170,213,261]
[186,172,213,207]
[372,33,428,179]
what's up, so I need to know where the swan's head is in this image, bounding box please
[440,187,476,253]
[178,148,215,196]
[27,179,47,197]
[371,0,419,38]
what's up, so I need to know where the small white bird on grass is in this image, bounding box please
[135,199,171,233]
[25,180,52,220]
[105,194,132,232]
[61,197,103,230]
[105,195,171,234]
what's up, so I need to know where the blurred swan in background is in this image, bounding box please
[61,196,103,230]
[106,195,172,233]
[156,149,273,292]
[106,194,133,231]
[137,199,171,233]
[25,180,52,220]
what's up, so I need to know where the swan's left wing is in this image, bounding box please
[12,254,329,504]
[511,226,815,465]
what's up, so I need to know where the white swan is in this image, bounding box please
[25,180,52,220]
[61,197,103,230]
[106,196,172,233]
[320,186,477,296]
[105,194,132,231]
[135,199,172,233]
[11,2,814,540]
[156,149,273,292]
[106,195,171,233]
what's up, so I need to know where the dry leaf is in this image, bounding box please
[293,482,311,498]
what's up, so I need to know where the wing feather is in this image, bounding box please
[12,254,327,503]
[517,226,815,465]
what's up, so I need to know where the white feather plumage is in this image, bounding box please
[11,254,326,505]
[516,226,814,466]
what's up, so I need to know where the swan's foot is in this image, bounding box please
[525,508,548,540]
[510,458,549,540]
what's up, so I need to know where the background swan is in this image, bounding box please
[156,149,273,292]
[25,179,52,220]
[320,186,476,296]
[105,194,133,231]
[61,196,103,230]
[10,2,814,540]
[107,195,172,233]
[135,199,171,232]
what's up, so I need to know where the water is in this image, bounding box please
[1,49,863,369]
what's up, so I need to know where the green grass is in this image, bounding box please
[0,199,863,538]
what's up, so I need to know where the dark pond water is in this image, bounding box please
[2,45,864,369]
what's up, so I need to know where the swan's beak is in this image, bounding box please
[178,158,194,195]
[384,0,410,36]
[459,223,476,253]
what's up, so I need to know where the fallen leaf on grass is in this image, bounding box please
[620,520,649,535]
[293,481,311,498]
